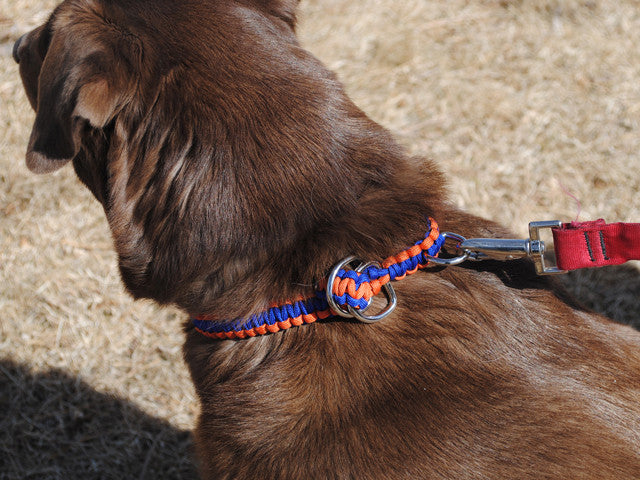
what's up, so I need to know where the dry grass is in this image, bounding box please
[1,0,639,478]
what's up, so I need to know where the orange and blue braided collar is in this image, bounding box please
[193,218,445,339]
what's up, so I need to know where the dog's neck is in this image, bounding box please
[100,42,449,323]
[107,115,447,324]
[189,149,448,324]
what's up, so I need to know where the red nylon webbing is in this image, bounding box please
[552,219,640,271]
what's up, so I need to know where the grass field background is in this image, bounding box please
[1,0,639,478]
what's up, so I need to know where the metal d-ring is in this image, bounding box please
[326,257,397,323]
[326,256,361,318]
[347,261,397,324]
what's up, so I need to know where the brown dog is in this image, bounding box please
[14,0,640,478]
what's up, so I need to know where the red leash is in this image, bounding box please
[432,219,640,275]
[553,220,640,271]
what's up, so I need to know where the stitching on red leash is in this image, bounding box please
[553,220,640,271]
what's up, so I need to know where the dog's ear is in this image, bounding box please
[259,0,301,28]
[26,23,138,174]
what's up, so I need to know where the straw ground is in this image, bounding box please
[1,0,639,478]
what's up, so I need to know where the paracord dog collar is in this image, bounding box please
[193,218,445,339]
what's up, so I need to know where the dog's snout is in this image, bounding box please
[13,34,26,64]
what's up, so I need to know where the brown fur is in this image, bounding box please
[14,1,640,478]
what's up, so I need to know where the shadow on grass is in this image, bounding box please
[559,262,640,330]
[0,360,199,480]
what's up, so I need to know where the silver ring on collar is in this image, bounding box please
[326,256,397,324]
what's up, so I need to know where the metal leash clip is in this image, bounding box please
[426,220,567,275]
[326,256,397,323]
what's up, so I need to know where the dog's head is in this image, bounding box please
[14,0,439,319]
[14,0,303,192]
